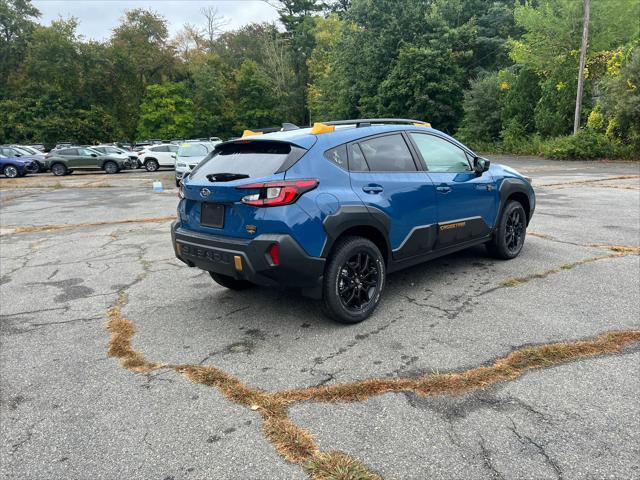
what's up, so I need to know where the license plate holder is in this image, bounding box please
[200,203,224,228]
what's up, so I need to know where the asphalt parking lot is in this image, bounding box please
[1,158,639,479]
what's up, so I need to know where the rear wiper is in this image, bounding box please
[206,173,250,182]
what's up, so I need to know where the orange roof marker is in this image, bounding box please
[242,130,264,138]
[413,122,432,128]
[310,122,336,135]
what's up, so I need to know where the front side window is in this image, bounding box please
[357,134,416,172]
[410,133,471,172]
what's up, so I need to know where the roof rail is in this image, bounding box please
[322,118,428,128]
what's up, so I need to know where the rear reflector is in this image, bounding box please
[268,243,280,266]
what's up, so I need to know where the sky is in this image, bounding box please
[32,0,281,40]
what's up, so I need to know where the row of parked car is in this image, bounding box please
[0,140,221,185]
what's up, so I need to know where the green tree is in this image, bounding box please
[457,72,505,143]
[0,0,40,97]
[136,82,194,139]
[232,59,280,130]
[598,46,640,148]
[378,45,467,132]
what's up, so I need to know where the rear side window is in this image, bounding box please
[357,134,416,172]
[191,141,303,180]
[60,149,78,156]
[324,145,348,169]
[349,144,369,171]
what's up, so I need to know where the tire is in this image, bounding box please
[104,161,119,174]
[322,236,385,324]
[209,272,254,290]
[50,163,67,176]
[3,165,19,178]
[145,159,159,172]
[486,200,527,259]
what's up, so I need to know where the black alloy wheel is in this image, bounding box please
[338,251,380,312]
[486,200,527,259]
[505,208,525,254]
[322,236,385,324]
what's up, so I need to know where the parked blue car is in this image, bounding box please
[172,119,535,323]
[0,153,39,178]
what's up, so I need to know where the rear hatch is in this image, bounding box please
[180,140,308,238]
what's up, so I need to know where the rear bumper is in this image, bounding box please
[171,221,325,291]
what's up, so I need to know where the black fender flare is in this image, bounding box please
[321,204,392,261]
[497,178,533,226]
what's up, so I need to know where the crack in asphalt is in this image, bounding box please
[539,175,640,188]
[104,285,640,479]
[1,216,176,236]
[508,418,563,479]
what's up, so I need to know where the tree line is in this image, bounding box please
[1,0,638,158]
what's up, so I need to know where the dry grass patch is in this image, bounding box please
[104,285,640,479]
[7,215,176,235]
[499,253,623,288]
[306,451,383,480]
[105,303,164,373]
[275,330,640,405]
[542,175,640,188]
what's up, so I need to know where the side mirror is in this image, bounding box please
[171,154,176,158]
[15,153,22,157]
[91,153,97,157]
[473,157,490,175]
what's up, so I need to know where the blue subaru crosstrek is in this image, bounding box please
[172,119,535,323]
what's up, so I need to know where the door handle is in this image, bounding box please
[436,185,451,193]
[362,185,383,194]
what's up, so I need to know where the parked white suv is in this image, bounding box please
[174,142,217,186]
[138,144,179,172]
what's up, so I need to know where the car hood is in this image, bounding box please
[2,156,35,164]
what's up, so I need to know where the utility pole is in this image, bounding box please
[573,0,590,134]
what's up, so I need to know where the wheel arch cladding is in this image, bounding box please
[322,205,391,264]
[499,178,533,225]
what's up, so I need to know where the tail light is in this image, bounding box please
[237,179,318,207]
[138,151,145,155]
[44,154,49,159]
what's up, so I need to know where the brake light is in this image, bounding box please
[138,151,145,155]
[237,179,318,207]
[268,243,280,265]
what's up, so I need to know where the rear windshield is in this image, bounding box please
[178,144,209,157]
[190,141,301,180]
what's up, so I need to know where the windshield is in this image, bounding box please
[178,144,209,157]
[191,141,302,180]
[17,146,38,154]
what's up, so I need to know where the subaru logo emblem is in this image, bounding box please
[200,188,210,198]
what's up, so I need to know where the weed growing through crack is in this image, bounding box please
[105,290,640,479]
[6,216,176,235]
[499,253,624,287]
